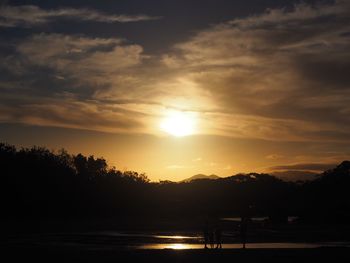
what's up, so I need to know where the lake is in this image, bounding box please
[5,231,350,250]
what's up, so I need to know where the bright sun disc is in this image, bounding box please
[160,111,196,137]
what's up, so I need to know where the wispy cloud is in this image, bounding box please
[16,33,144,79]
[266,154,284,160]
[0,98,144,134]
[0,32,153,134]
[0,5,161,27]
[161,0,350,142]
[1,1,350,143]
[269,163,338,172]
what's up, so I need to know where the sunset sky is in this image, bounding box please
[1,0,350,181]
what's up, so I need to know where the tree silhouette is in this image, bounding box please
[1,142,349,224]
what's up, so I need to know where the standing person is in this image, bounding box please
[208,229,215,249]
[240,216,248,249]
[215,227,222,249]
[203,221,209,249]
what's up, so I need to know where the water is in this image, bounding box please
[221,216,299,222]
[97,232,201,240]
[136,242,350,250]
[221,217,268,222]
[6,231,350,250]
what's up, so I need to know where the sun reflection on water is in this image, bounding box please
[165,243,188,249]
[154,235,195,239]
[138,243,198,250]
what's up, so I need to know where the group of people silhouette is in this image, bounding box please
[203,216,248,249]
[203,223,222,249]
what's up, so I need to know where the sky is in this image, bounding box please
[1,0,350,181]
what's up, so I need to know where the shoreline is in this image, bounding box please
[3,247,350,263]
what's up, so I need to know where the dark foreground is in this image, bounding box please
[3,247,350,263]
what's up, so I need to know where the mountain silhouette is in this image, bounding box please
[318,160,350,181]
[331,160,350,174]
[2,142,350,223]
[181,174,220,182]
[271,170,319,182]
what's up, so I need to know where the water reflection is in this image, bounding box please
[164,244,189,250]
[153,235,198,240]
[221,216,299,222]
[137,242,350,250]
[98,232,200,240]
[138,243,201,250]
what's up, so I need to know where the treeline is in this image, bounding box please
[1,143,349,223]
[1,143,150,219]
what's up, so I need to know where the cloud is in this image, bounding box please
[1,1,350,142]
[0,32,155,133]
[270,163,338,172]
[271,170,318,182]
[0,5,161,27]
[0,98,144,134]
[162,0,350,142]
[15,33,144,88]
[266,154,284,160]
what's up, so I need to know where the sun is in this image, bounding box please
[160,110,196,137]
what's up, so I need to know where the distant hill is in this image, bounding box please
[181,161,349,183]
[271,170,319,182]
[1,141,350,222]
[318,160,350,181]
[181,174,220,182]
[272,161,350,182]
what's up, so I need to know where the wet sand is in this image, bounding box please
[3,232,350,263]
[3,220,350,262]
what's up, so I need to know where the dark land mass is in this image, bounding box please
[2,142,350,224]
[2,142,350,262]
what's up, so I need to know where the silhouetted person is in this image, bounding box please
[215,227,222,249]
[209,230,215,249]
[203,221,209,249]
[240,216,248,249]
